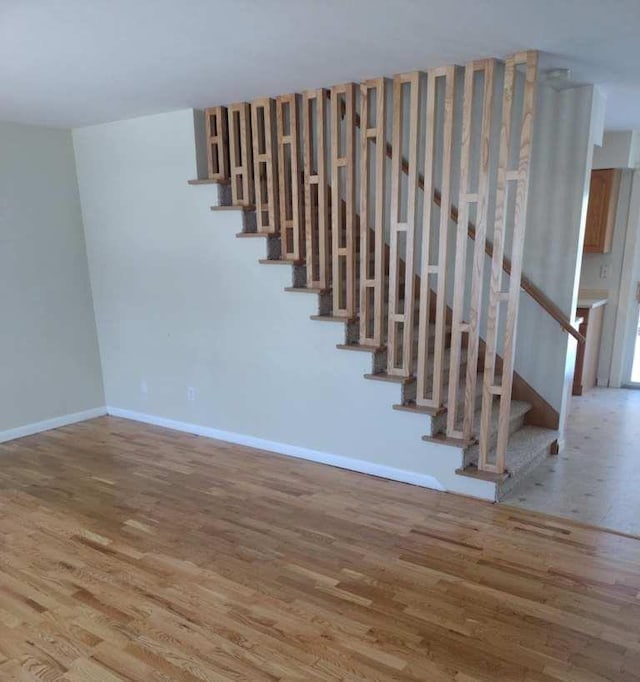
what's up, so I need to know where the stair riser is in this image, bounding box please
[218,183,233,207]
[463,411,527,469]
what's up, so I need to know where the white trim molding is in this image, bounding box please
[107,406,447,492]
[0,407,107,444]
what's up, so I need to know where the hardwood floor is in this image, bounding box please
[0,417,639,681]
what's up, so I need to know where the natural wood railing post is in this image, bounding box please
[388,72,420,376]
[417,66,456,409]
[447,59,496,441]
[479,51,539,474]
[302,88,330,289]
[330,83,357,318]
[204,106,230,183]
[276,94,304,261]
[359,78,387,347]
[228,102,254,207]
[251,98,279,234]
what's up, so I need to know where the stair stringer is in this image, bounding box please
[192,180,497,500]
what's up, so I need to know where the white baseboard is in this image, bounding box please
[0,407,107,444]
[106,406,446,492]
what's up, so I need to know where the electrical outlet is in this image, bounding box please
[140,380,149,395]
[599,264,610,279]
[187,387,196,402]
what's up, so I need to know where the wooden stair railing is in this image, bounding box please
[196,50,569,476]
[336,81,585,349]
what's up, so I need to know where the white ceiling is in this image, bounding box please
[1,0,639,129]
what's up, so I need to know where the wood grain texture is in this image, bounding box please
[276,93,304,261]
[461,59,496,443]
[251,97,279,234]
[388,72,420,377]
[228,102,254,207]
[446,60,481,441]
[330,82,357,318]
[486,51,538,473]
[204,106,229,182]
[1,416,639,681]
[303,88,330,290]
[417,66,456,409]
[584,169,621,254]
[359,77,387,348]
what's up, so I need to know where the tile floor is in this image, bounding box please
[502,387,640,536]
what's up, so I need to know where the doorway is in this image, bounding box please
[627,301,640,385]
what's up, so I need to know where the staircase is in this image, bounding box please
[187,50,582,501]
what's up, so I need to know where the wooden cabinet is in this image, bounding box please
[584,169,620,254]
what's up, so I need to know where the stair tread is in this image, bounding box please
[461,400,532,456]
[310,314,356,323]
[337,343,385,353]
[236,232,269,238]
[188,178,229,185]
[457,426,559,486]
[211,204,255,212]
[364,372,415,385]
[392,402,444,416]
[259,258,303,265]
[496,425,559,474]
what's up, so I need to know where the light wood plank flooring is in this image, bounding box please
[0,416,639,681]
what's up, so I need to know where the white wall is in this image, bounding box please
[0,121,104,436]
[73,109,494,500]
[515,84,603,418]
[592,130,640,170]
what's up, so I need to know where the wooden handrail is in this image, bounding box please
[347,106,585,346]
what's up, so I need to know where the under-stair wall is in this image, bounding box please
[73,109,495,499]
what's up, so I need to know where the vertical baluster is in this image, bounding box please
[330,83,357,318]
[480,51,538,473]
[447,59,496,440]
[205,106,229,182]
[277,94,304,261]
[303,89,330,289]
[359,78,387,347]
[417,66,457,408]
[228,102,254,207]
[251,98,279,234]
[388,72,420,376]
